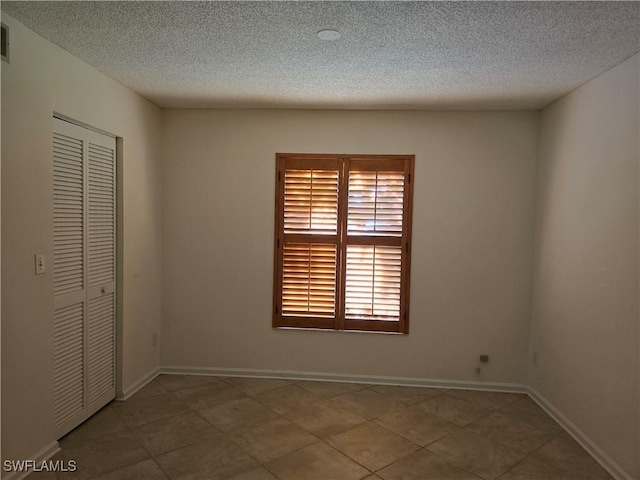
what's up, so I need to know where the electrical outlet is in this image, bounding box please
[475,367,482,375]
[152,333,158,347]
[532,351,538,366]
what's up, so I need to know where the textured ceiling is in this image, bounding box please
[3,1,639,110]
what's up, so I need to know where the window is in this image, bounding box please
[273,153,414,333]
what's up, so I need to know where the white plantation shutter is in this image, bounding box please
[274,154,413,333]
[52,118,116,438]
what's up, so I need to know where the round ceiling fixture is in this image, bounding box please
[317,29,341,41]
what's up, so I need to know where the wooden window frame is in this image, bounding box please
[273,153,414,334]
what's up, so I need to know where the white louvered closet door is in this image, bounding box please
[53,118,116,439]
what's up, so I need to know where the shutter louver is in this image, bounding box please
[53,133,84,296]
[282,243,337,318]
[284,169,339,235]
[274,154,413,333]
[348,171,404,236]
[53,303,84,427]
[345,245,402,321]
[87,143,115,287]
[88,293,115,403]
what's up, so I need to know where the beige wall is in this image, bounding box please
[531,53,639,478]
[161,109,539,384]
[5,9,636,477]
[1,14,163,464]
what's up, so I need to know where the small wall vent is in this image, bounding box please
[1,23,9,63]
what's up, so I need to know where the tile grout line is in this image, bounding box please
[47,375,612,480]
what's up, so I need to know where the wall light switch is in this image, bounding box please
[35,253,46,275]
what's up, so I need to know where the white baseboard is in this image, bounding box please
[1,441,60,480]
[159,365,527,393]
[527,387,633,480]
[117,367,160,401]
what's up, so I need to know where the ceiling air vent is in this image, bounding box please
[1,23,9,63]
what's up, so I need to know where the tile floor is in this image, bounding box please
[27,375,612,480]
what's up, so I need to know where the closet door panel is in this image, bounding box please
[53,123,85,299]
[87,292,115,413]
[52,118,116,435]
[53,302,85,436]
[52,119,87,437]
[86,131,116,414]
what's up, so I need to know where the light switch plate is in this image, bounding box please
[35,253,46,275]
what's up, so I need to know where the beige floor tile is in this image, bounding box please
[265,442,370,480]
[58,431,149,480]
[499,435,612,480]
[44,376,610,480]
[297,380,365,399]
[447,390,523,410]
[427,430,525,480]
[326,422,419,471]
[174,381,244,410]
[199,397,278,432]
[252,384,322,415]
[60,405,127,448]
[155,436,258,480]
[375,404,459,446]
[92,459,169,479]
[131,380,168,400]
[546,433,600,461]
[497,459,577,480]
[131,411,219,456]
[371,385,443,404]
[415,394,489,426]
[330,389,403,420]
[155,374,218,392]
[498,398,563,434]
[230,417,319,463]
[467,411,555,454]
[285,401,366,438]
[222,377,290,395]
[378,449,481,480]
[112,393,192,428]
[227,466,279,480]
